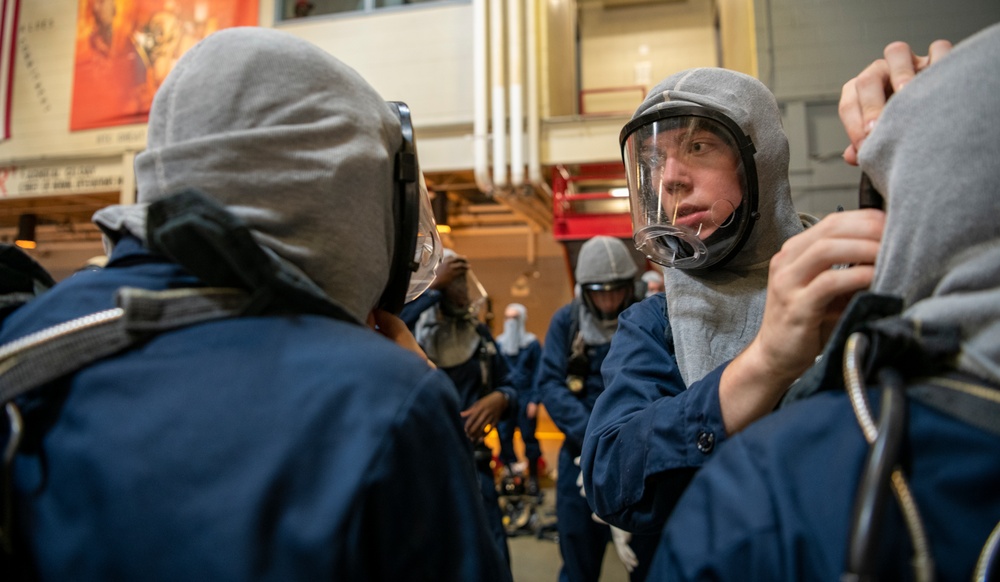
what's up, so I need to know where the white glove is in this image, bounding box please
[610,526,638,573]
[574,456,586,498]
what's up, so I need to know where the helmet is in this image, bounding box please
[620,105,759,270]
[575,236,638,321]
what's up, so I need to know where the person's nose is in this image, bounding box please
[658,155,691,196]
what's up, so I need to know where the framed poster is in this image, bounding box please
[70,0,258,131]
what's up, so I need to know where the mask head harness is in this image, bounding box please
[620,104,760,270]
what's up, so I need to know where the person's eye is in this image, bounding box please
[689,141,714,154]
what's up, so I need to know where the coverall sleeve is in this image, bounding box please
[484,326,518,415]
[536,305,592,450]
[581,295,730,533]
[350,368,512,582]
[398,290,441,330]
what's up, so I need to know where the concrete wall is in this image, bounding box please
[756,0,1000,215]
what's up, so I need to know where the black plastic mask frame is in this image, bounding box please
[377,102,421,315]
[858,172,885,211]
[580,278,636,321]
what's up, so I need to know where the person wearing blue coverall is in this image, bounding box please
[537,235,659,582]
[0,28,511,582]
[582,66,885,535]
[495,303,544,495]
[401,251,517,569]
[655,28,1000,581]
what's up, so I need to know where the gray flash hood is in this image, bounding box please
[630,68,806,384]
[94,27,401,324]
[863,23,1000,386]
[575,236,638,345]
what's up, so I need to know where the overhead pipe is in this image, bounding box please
[507,0,524,188]
[498,0,552,230]
[472,0,553,231]
[526,0,542,187]
[490,0,507,189]
[472,0,492,194]
[524,0,553,221]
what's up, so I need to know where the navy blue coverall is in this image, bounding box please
[655,385,1000,580]
[582,294,729,534]
[401,291,517,567]
[537,302,659,582]
[496,338,543,470]
[0,237,511,581]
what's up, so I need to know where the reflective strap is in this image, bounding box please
[0,287,249,405]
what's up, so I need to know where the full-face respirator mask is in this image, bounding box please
[377,102,443,314]
[620,105,760,270]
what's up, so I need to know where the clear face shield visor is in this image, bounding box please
[580,278,635,321]
[620,106,759,270]
[441,262,489,320]
[407,172,443,302]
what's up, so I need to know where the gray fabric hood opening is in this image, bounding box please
[630,68,804,384]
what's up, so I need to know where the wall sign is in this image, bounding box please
[0,162,124,197]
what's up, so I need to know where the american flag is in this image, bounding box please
[0,0,19,141]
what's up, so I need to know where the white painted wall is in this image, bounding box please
[4,0,999,208]
[1,0,476,173]
[275,3,475,126]
[2,0,148,163]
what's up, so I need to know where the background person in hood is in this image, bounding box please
[495,303,544,496]
[0,27,512,582]
[655,27,1000,580]
[536,236,660,582]
[582,67,885,534]
[401,250,517,569]
[640,269,664,297]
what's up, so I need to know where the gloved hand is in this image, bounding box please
[610,526,639,573]
[574,456,586,498]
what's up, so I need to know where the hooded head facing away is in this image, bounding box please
[863,23,1000,386]
[100,27,402,324]
[629,68,807,384]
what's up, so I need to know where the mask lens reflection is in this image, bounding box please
[405,174,443,302]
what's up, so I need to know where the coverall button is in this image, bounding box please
[696,431,715,454]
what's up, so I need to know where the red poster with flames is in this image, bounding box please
[70,0,258,131]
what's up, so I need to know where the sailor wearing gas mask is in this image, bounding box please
[536,236,660,582]
[656,25,1000,580]
[401,250,517,570]
[0,28,511,581]
[582,67,883,534]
